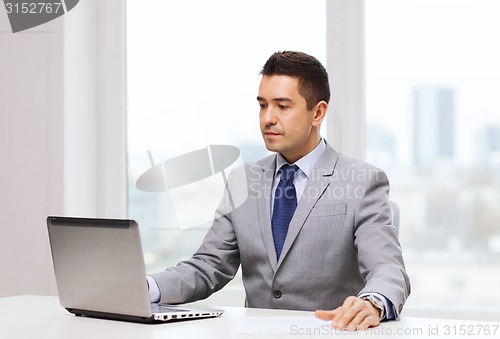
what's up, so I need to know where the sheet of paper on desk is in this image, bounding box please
[232,316,328,336]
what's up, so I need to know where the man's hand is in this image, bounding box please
[314,296,381,331]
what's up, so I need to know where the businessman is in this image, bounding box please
[148,51,410,330]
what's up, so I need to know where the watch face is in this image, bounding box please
[371,296,384,308]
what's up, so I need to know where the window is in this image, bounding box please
[366,0,500,308]
[126,0,326,281]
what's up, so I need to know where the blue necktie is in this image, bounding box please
[272,164,299,260]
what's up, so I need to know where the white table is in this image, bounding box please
[1,295,499,338]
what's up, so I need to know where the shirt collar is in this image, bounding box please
[275,138,326,179]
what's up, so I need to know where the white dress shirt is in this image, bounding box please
[271,139,326,215]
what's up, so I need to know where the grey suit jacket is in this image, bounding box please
[151,144,411,316]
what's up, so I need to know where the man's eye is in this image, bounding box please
[259,103,267,109]
[278,105,288,110]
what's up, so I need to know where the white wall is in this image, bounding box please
[0,0,126,298]
[64,0,126,218]
[327,0,366,160]
[0,11,64,297]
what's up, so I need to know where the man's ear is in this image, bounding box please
[312,101,328,127]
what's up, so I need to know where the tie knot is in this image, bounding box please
[280,164,299,181]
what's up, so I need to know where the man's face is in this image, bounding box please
[257,75,321,163]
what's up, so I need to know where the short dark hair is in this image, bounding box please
[260,51,330,110]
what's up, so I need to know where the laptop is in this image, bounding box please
[47,216,224,323]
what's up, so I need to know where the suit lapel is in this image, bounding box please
[276,145,340,269]
[256,155,279,271]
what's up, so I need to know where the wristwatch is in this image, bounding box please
[361,295,385,320]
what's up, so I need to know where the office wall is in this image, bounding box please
[0,11,64,297]
[0,0,126,298]
[327,0,365,160]
[64,0,126,219]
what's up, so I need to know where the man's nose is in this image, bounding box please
[262,107,277,126]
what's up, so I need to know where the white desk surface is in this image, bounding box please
[1,295,499,339]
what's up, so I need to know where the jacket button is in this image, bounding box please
[273,290,282,299]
